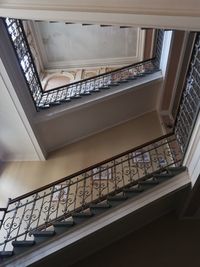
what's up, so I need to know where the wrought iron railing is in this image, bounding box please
[175,33,200,154]
[3,17,164,110]
[0,133,182,252]
[3,18,43,107]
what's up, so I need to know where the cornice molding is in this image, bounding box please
[1,1,200,17]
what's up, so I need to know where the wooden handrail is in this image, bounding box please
[9,132,174,204]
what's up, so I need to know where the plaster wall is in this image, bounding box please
[0,111,162,206]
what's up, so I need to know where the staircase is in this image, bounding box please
[0,133,189,265]
[3,18,164,111]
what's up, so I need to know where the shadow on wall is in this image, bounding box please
[70,212,200,267]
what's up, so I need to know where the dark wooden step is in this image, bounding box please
[53,220,74,227]
[0,251,13,257]
[12,240,35,247]
[135,73,145,77]
[31,230,55,244]
[139,179,159,186]
[90,203,111,215]
[107,195,128,206]
[70,95,81,99]
[153,173,174,179]
[91,89,100,92]
[72,211,93,224]
[32,230,55,237]
[12,240,35,255]
[107,195,128,201]
[167,166,187,174]
[119,79,129,83]
[123,187,144,193]
[90,203,111,208]
[127,77,137,80]
[123,187,144,197]
[110,82,120,86]
[100,85,110,89]
[38,104,50,109]
[73,211,93,218]
[49,101,61,106]
[80,92,91,96]
[60,98,71,103]
[53,220,74,234]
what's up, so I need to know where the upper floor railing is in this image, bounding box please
[3,17,164,111]
[0,132,182,253]
[175,33,200,154]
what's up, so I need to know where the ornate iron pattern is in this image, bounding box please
[0,133,182,252]
[4,17,164,110]
[175,33,200,154]
[4,18,43,108]
[153,29,164,66]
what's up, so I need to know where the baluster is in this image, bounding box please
[44,187,55,229]
[14,199,29,241]
[35,191,46,229]
[24,193,38,238]
[3,200,20,252]
[82,173,87,209]
[73,176,79,211]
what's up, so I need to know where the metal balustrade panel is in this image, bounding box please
[3,17,164,110]
[0,134,182,252]
[4,18,43,108]
[175,33,200,154]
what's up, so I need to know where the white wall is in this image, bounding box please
[183,113,200,186]
[34,74,162,152]
[0,110,163,206]
[34,22,141,69]
[0,59,45,161]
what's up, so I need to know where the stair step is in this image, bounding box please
[167,166,187,174]
[0,251,13,257]
[72,211,93,224]
[136,73,145,77]
[32,230,55,244]
[90,203,111,214]
[38,105,50,109]
[100,85,110,89]
[91,89,100,92]
[127,77,137,80]
[119,80,129,83]
[144,70,155,74]
[123,187,144,198]
[60,98,71,103]
[73,211,93,218]
[12,240,35,247]
[49,101,61,106]
[107,195,128,201]
[153,173,174,179]
[71,95,81,99]
[139,179,159,186]
[107,195,128,206]
[90,203,111,209]
[123,187,144,193]
[53,220,75,234]
[80,92,91,96]
[32,230,55,237]
[53,220,74,227]
[110,82,119,86]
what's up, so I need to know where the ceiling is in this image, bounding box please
[28,21,144,69]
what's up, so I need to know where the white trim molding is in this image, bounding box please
[1,3,200,31]
[0,59,46,161]
[183,113,200,186]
